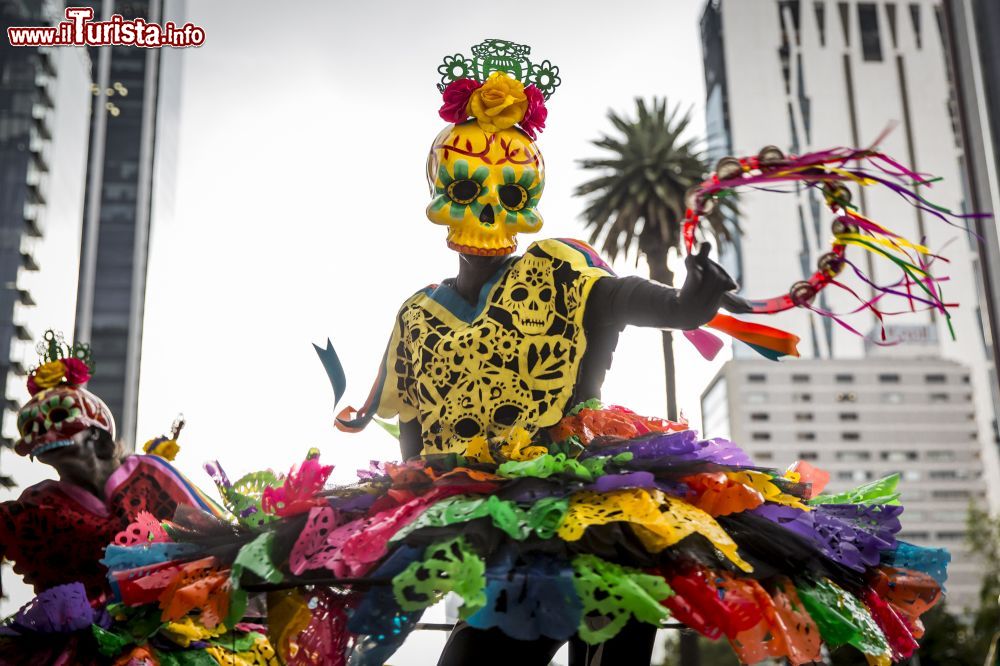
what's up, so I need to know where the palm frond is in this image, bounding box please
[575,97,737,267]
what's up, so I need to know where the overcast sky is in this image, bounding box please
[135,0,725,486]
[2,3,725,653]
[149,4,719,660]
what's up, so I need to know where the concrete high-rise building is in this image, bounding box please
[74,0,183,449]
[702,344,987,610]
[0,2,91,483]
[939,0,1000,512]
[699,0,1000,509]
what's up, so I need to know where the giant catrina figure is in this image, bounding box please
[12,39,963,666]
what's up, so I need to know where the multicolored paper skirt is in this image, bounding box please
[0,403,948,665]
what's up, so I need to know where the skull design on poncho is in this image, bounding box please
[426,121,544,256]
[502,254,556,335]
[436,364,538,449]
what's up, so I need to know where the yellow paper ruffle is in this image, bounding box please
[161,617,227,647]
[463,436,496,464]
[205,635,280,666]
[728,470,810,510]
[267,589,313,663]
[557,488,752,572]
[499,426,548,461]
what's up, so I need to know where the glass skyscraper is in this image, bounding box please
[75,0,183,449]
[0,1,91,484]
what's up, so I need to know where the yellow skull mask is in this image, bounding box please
[426,121,544,256]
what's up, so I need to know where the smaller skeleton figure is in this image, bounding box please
[0,332,220,603]
[0,333,250,666]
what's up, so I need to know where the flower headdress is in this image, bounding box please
[436,38,561,138]
[26,330,93,396]
[16,330,114,458]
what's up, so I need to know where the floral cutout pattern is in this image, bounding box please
[379,240,613,454]
[436,38,562,100]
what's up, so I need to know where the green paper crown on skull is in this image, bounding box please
[437,38,562,100]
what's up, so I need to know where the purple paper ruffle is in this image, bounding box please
[0,582,95,636]
[582,430,753,467]
[752,504,897,571]
[586,471,656,492]
[819,503,902,546]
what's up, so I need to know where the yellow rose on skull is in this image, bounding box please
[33,360,66,389]
[466,71,528,133]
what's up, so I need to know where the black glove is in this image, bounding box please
[720,291,755,314]
[676,243,739,329]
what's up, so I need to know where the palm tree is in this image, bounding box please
[575,97,734,422]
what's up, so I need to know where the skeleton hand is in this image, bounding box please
[676,243,740,329]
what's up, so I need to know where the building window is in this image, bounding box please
[839,412,859,421]
[746,392,767,404]
[932,489,969,500]
[794,393,813,403]
[879,373,901,383]
[799,451,819,460]
[778,0,803,45]
[815,1,827,46]
[933,510,967,522]
[794,412,814,422]
[962,375,970,384]
[752,432,772,441]
[841,432,861,441]
[883,392,903,404]
[837,450,871,461]
[886,3,898,48]
[792,374,810,384]
[750,413,770,422]
[909,3,922,49]
[937,531,966,541]
[754,451,774,461]
[925,373,947,384]
[881,450,917,461]
[926,450,955,461]
[839,2,852,45]
[859,4,883,61]
[835,373,854,383]
[797,432,817,441]
[897,531,929,540]
[747,373,767,383]
[929,470,959,480]
[836,392,857,403]
[930,393,950,403]
[837,471,854,481]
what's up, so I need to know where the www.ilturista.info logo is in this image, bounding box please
[7,7,205,48]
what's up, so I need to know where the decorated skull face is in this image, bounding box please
[426,121,544,256]
[502,254,556,335]
[15,385,116,457]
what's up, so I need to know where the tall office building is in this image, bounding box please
[75,0,183,449]
[699,0,1000,509]
[702,338,987,610]
[940,0,1000,490]
[0,1,91,482]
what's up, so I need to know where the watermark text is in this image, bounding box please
[7,7,205,48]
